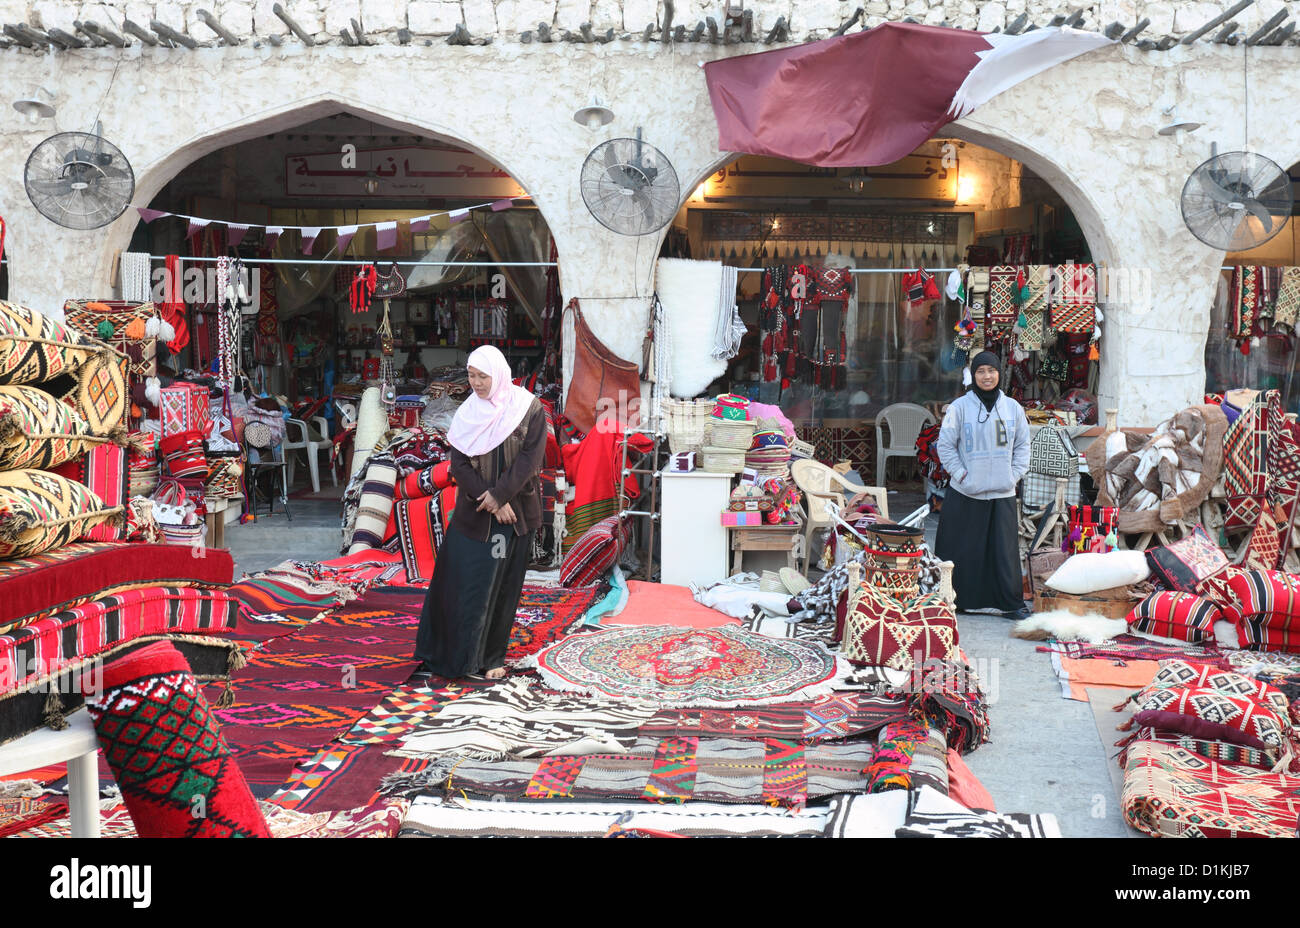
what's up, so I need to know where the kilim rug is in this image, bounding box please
[393,677,660,759]
[398,795,830,838]
[268,742,431,813]
[11,798,410,838]
[341,679,493,745]
[1122,740,1300,838]
[86,640,270,837]
[637,693,908,744]
[0,796,64,837]
[507,584,602,666]
[1039,634,1223,666]
[204,585,422,793]
[528,625,848,707]
[386,737,872,808]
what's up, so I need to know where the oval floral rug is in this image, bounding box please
[527,625,848,707]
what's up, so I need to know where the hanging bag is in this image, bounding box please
[563,298,641,434]
[374,264,406,300]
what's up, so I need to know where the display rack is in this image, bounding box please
[617,425,667,582]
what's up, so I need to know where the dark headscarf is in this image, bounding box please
[968,350,1001,412]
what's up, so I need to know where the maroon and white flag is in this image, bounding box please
[704,22,1113,167]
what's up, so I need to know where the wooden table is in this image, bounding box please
[0,711,99,837]
[727,522,804,575]
[203,494,242,549]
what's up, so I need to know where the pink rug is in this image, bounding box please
[605,581,740,629]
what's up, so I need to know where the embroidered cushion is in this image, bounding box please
[1129,686,1290,754]
[1145,525,1231,592]
[1242,506,1286,571]
[560,514,625,587]
[1126,659,1291,726]
[1223,569,1300,650]
[0,385,116,471]
[51,444,130,542]
[1194,565,1248,624]
[1125,592,1221,645]
[47,349,128,436]
[842,585,957,671]
[0,301,100,386]
[0,469,121,559]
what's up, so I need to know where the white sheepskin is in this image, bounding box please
[656,258,728,398]
[1011,609,1127,643]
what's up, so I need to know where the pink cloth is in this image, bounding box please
[446,345,535,457]
[748,402,795,441]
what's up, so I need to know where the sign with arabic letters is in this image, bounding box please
[285,144,526,199]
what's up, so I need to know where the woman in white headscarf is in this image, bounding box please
[414,345,547,679]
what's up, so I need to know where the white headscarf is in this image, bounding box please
[446,345,535,456]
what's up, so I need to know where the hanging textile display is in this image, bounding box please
[1275,267,1300,330]
[120,252,152,303]
[351,265,378,314]
[1019,264,1049,351]
[815,265,852,389]
[159,254,190,354]
[1049,263,1096,335]
[214,256,240,391]
[710,265,747,361]
[986,265,1019,328]
[377,300,397,407]
[760,265,788,384]
[656,258,730,398]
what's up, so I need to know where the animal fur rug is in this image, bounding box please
[1011,609,1127,643]
[1085,404,1228,533]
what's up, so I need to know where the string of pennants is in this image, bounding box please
[132,198,519,254]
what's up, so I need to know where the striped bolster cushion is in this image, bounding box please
[559,515,624,588]
[1224,569,1300,650]
[1126,592,1221,645]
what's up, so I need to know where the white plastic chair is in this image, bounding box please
[790,459,889,572]
[283,416,334,494]
[875,403,937,486]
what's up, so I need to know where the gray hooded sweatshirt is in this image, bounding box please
[935,390,1031,500]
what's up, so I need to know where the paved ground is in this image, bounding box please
[225,478,1136,837]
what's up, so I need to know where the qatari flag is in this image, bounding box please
[703,23,1112,168]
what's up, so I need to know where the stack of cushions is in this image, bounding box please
[1214,568,1300,651]
[560,514,628,587]
[1125,591,1224,646]
[0,302,132,560]
[1118,660,1294,771]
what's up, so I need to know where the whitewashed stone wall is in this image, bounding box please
[2,0,1295,43]
[0,34,1298,424]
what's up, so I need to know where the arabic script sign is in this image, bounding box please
[285,144,526,199]
[702,154,957,202]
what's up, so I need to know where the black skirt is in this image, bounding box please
[413,518,534,678]
[933,490,1023,613]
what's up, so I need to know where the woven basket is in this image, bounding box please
[789,438,815,459]
[705,419,756,451]
[205,456,243,499]
[663,398,714,454]
[63,300,158,341]
[160,521,205,546]
[701,446,745,474]
[128,465,160,499]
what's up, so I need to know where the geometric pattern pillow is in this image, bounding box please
[0,468,120,559]
[1144,525,1230,592]
[0,301,99,386]
[1242,505,1286,571]
[560,514,625,588]
[1195,565,1249,623]
[842,585,957,671]
[0,384,115,471]
[1127,726,1280,771]
[1126,592,1221,645]
[50,443,130,542]
[1126,659,1292,728]
[52,350,128,436]
[1129,686,1290,753]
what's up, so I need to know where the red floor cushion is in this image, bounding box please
[560,514,626,587]
[1223,568,1300,650]
[0,541,233,635]
[1128,685,1290,755]
[1125,592,1221,645]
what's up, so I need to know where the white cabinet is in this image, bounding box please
[659,468,731,588]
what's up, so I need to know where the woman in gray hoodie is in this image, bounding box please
[934,350,1031,619]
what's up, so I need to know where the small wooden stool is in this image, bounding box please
[727,523,805,575]
[0,711,99,837]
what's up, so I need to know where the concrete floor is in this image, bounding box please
[224,479,1135,837]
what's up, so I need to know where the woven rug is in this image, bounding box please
[1122,740,1300,838]
[638,693,908,744]
[528,625,848,707]
[398,795,829,838]
[1040,634,1223,666]
[388,737,872,808]
[341,679,492,745]
[268,742,431,813]
[11,799,410,838]
[507,583,602,666]
[87,640,270,837]
[205,585,422,793]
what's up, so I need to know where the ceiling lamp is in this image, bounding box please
[1157,105,1202,138]
[574,96,615,130]
[12,86,55,124]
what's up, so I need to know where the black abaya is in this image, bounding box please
[933,489,1022,612]
[414,519,535,677]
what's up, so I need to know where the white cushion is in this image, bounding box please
[1045,550,1149,595]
